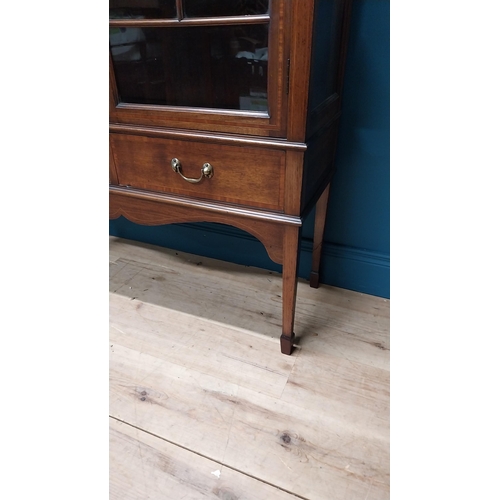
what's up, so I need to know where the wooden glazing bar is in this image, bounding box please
[175,0,184,20]
[109,14,270,28]
[115,102,268,119]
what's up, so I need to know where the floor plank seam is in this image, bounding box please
[110,415,311,500]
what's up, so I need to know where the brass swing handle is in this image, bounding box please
[171,158,214,184]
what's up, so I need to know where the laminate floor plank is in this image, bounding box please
[110,418,301,500]
[280,351,390,438]
[110,257,283,341]
[110,341,238,462]
[109,237,390,499]
[223,386,389,500]
[110,293,296,399]
[110,339,388,499]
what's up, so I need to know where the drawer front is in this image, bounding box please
[110,134,286,211]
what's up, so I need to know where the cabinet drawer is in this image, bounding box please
[110,134,286,211]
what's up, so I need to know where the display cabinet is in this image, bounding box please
[109,0,352,354]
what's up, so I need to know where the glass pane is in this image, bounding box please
[110,25,269,112]
[109,0,176,19]
[184,0,269,17]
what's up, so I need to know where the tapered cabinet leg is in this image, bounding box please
[280,225,301,355]
[310,183,331,288]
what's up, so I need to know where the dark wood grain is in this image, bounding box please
[306,95,340,140]
[110,186,301,226]
[280,225,301,354]
[283,150,304,216]
[109,137,119,185]
[111,103,278,138]
[110,133,286,211]
[110,189,290,264]
[267,0,287,137]
[175,0,184,19]
[305,0,345,140]
[109,123,306,151]
[309,183,330,288]
[301,119,339,214]
[286,0,315,142]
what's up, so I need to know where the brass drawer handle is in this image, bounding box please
[171,158,214,184]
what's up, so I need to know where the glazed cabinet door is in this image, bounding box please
[109,0,289,137]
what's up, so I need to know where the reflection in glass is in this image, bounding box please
[109,0,177,19]
[184,0,269,18]
[110,25,269,112]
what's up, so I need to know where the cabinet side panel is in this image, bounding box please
[301,119,339,214]
[306,0,349,139]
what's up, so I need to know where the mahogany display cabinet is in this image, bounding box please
[109,0,353,354]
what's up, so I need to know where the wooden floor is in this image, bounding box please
[109,236,390,499]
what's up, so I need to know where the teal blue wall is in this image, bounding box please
[110,0,390,298]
